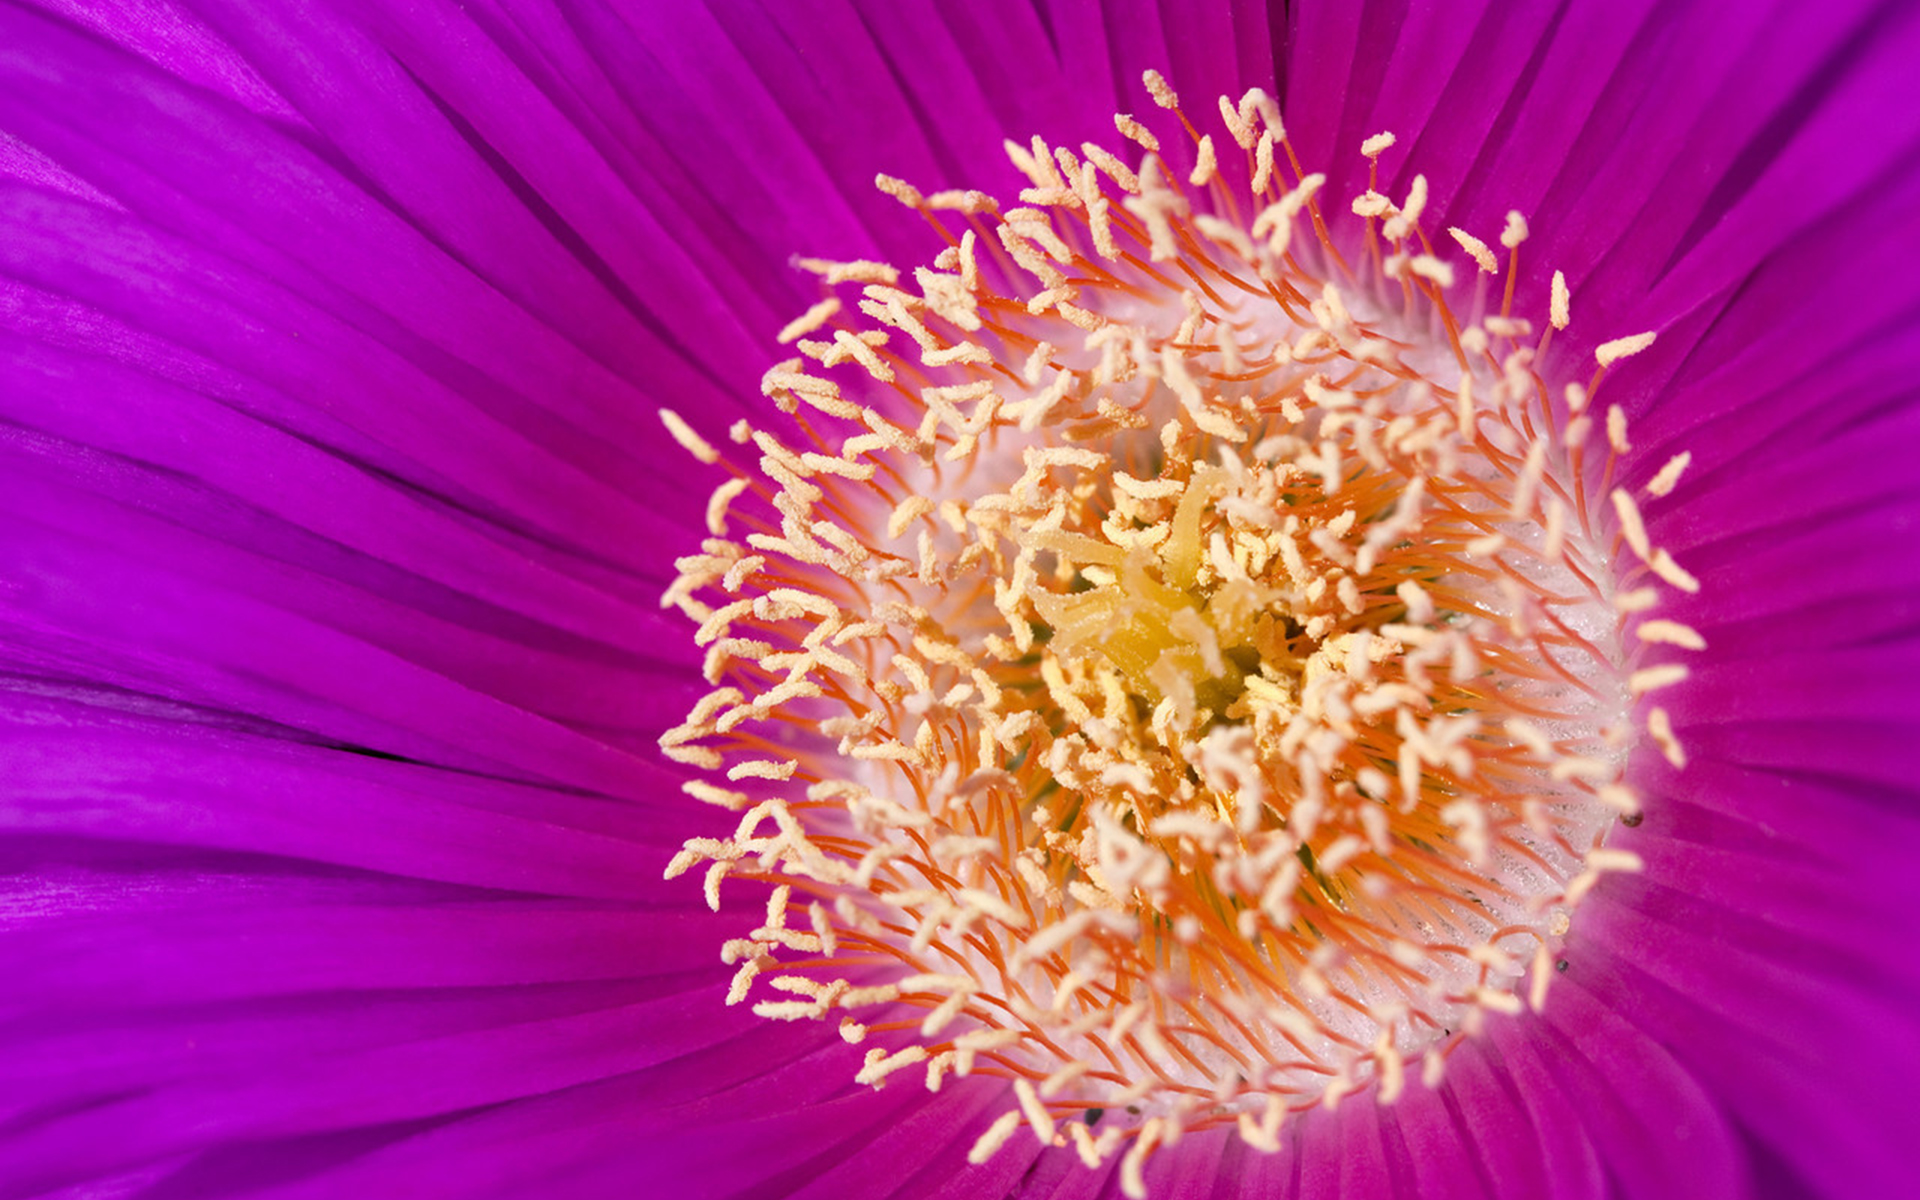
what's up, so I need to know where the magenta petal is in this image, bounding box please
[0,993,749,1196]
[879,1085,1047,1200]
[1004,1141,1124,1200]
[1578,884,1920,1196]
[781,1079,1026,1200]
[1139,1125,1230,1198]
[1379,1073,1513,1200]
[1535,980,1749,1197]
[0,729,683,893]
[1481,1022,1611,1200]
[1414,1041,1557,1199]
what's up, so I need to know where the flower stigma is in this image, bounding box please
[659,71,1698,1192]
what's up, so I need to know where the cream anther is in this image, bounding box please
[1647,707,1687,768]
[874,173,923,208]
[1596,331,1658,368]
[1646,451,1692,497]
[1448,227,1499,274]
[660,409,719,464]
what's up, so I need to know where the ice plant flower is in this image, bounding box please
[0,2,1916,1199]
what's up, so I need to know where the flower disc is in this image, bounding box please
[661,71,1696,1189]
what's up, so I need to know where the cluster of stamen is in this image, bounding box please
[658,71,1698,1194]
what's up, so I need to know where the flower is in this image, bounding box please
[0,2,1915,1198]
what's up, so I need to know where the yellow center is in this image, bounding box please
[659,70,1698,1193]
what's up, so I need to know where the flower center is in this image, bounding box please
[660,71,1698,1191]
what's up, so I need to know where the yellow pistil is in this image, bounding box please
[659,69,1696,1194]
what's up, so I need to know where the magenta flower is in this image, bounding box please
[1,2,1915,1198]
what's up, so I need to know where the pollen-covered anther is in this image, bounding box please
[659,69,1701,1190]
